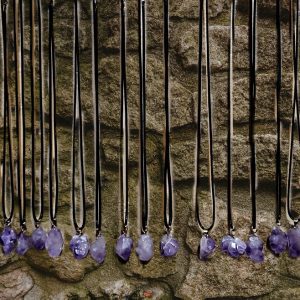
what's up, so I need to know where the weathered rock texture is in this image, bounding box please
[0,0,300,299]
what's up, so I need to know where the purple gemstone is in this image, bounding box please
[16,232,31,256]
[0,226,17,255]
[45,227,64,258]
[246,234,264,263]
[199,235,216,260]
[90,236,106,263]
[31,227,47,250]
[287,226,300,258]
[115,234,133,262]
[221,235,246,258]
[268,226,288,255]
[136,234,154,262]
[70,234,89,259]
[160,234,179,257]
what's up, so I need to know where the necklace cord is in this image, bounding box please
[195,0,216,233]
[1,1,15,226]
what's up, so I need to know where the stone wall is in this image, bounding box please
[1,0,300,299]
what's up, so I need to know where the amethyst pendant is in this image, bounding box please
[268,226,288,255]
[199,234,216,260]
[136,234,154,262]
[16,232,31,256]
[70,234,89,259]
[160,234,179,257]
[246,234,264,263]
[287,226,300,258]
[221,235,246,258]
[45,227,64,258]
[0,226,17,255]
[115,234,133,262]
[90,235,106,263]
[31,227,47,250]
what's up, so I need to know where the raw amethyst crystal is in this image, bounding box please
[246,234,264,263]
[136,234,154,262]
[221,235,246,258]
[70,234,89,259]
[90,235,106,263]
[45,227,64,258]
[115,234,133,262]
[268,226,288,255]
[31,227,47,250]
[0,226,17,255]
[287,226,300,258]
[16,232,31,255]
[160,234,179,257]
[198,235,216,260]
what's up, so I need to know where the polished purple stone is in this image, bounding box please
[136,234,154,262]
[70,234,89,259]
[246,235,264,263]
[0,226,17,255]
[268,226,288,255]
[90,236,106,263]
[31,227,47,250]
[287,226,300,258]
[221,235,246,258]
[160,234,179,257]
[199,235,216,260]
[115,234,133,262]
[16,232,31,256]
[45,227,64,258]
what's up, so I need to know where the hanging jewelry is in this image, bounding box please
[220,0,247,259]
[135,0,154,263]
[286,0,300,259]
[89,0,106,264]
[0,0,17,255]
[45,0,64,258]
[14,0,31,256]
[160,0,179,258]
[267,0,288,256]
[245,0,264,263]
[69,0,89,260]
[115,0,133,262]
[195,0,216,261]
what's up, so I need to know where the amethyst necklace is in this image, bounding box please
[220,0,247,259]
[30,0,48,251]
[15,0,31,256]
[245,0,264,263]
[0,0,17,256]
[69,0,89,260]
[135,0,154,263]
[115,0,133,263]
[89,0,106,264]
[286,0,300,259]
[45,0,64,258]
[195,0,216,261]
[267,0,288,256]
[160,0,179,258]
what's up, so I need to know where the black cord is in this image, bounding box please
[195,0,216,233]
[287,0,300,225]
[71,0,86,234]
[48,0,59,227]
[227,0,235,234]
[120,0,129,233]
[1,0,15,226]
[31,0,44,227]
[138,0,148,234]
[93,0,101,236]
[163,0,173,232]
[249,0,257,232]
[275,0,282,225]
